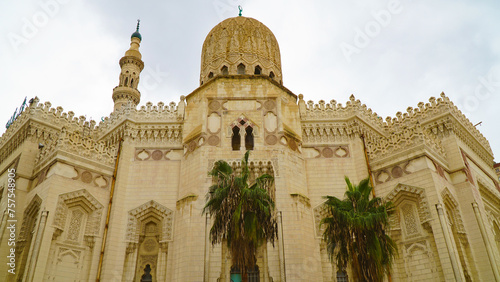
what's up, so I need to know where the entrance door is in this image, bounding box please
[230,273,242,282]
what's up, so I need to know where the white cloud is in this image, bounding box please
[1,0,499,161]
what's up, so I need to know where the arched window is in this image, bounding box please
[124,77,129,86]
[221,65,229,75]
[237,63,246,74]
[232,126,241,151]
[245,126,254,150]
[208,72,214,79]
[141,264,153,282]
[269,71,275,79]
[254,65,262,75]
[130,78,134,87]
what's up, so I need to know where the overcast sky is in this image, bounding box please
[1,0,499,162]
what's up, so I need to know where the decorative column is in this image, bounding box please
[204,214,210,282]
[84,236,96,282]
[0,209,8,243]
[157,242,169,281]
[277,211,286,282]
[435,203,463,282]
[240,127,246,151]
[472,202,500,281]
[26,210,49,282]
[263,244,269,282]
[122,242,138,282]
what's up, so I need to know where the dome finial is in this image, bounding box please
[131,19,142,41]
[238,5,243,16]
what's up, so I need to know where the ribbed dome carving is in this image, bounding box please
[200,17,282,85]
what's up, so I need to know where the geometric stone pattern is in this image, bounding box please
[71,167,111,188]
[303,145,350,159]
[375,161,414,184]
[135,148,174,161]
[385,184,432,232]
[52,189,104,239]
[200,17,282,85]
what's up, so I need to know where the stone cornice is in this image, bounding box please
[301,117,386,145]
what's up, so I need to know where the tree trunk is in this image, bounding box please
[242,271,248,282]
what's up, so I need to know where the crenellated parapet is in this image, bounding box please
[299,92,493,166]
[382,93,493,165]
[299,94,385,125]
[0,97,99,165]
[96,99,185,147]
[299,94,387,145]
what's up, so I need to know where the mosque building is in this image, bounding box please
[1,15,500,282]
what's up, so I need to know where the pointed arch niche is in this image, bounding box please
[16,194,42,281]
[44,189,103,281]
[441,188,477,281]
[478,181,500,260]
[229,115,258,151]
[122,200,174,282]
[385,184,443,281]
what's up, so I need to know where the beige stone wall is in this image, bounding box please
[1,62,500,282]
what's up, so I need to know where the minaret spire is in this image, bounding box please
[112,21,144,111]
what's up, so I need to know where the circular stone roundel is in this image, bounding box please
[322,147,334,158]
[209,100,220,111]
[266,135,277,145]
[264,100,276,110]
[391,166,403,178]
[152,150,163,160]
[188,140,197,152]
[143,238,157,252]
[81,171,93,183]
[207,135,220,146]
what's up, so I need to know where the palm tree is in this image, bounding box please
[203,151,278,282]
[321,177,397,282]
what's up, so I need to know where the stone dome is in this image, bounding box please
[200,17,282,85]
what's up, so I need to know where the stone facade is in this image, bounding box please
[1,16,499,282]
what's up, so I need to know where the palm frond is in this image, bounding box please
[202,150,278,277]
[321,177,397,282]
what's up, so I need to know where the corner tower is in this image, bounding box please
[112,21,144,111]
[200,16,282,85]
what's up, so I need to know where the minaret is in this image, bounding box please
[112,20,144,111]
